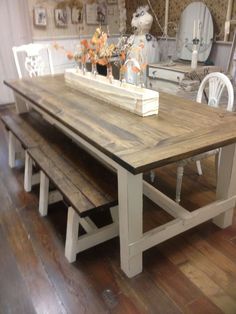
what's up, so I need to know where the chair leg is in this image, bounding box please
[150,170,155,183]
[176,165,184,203]
[24,151,33,192]
[39,171,49,216]
[8,131,16,168]
[196,160,203,176]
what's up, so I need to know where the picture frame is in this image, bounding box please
[54,8,68,28]
[34,7,47,27]
[86,3,107,25]
[107,0,117,4]
[71,6,83,24]
[97,2,107,24]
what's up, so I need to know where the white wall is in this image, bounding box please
[0,0,32,105]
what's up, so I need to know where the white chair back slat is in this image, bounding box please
[12,43,54,79]
[196,72,234,111]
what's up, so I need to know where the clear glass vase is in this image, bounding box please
[107,63,113,84]
[92,62,97,77]
[81,63,86,75]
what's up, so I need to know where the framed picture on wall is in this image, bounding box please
[54,8,68,27]
[97,2,107,25]
[86,3,107,25]
[34,7,47,27]
[71,6,83,24]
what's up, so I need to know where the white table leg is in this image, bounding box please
[214,143,236,228]
[117,167,143,278]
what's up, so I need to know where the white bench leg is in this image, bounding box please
[65,206,119,263]
[8,131,16,168]
[65,207,80,263]
[24,151,33,192]
[39,171,49,217]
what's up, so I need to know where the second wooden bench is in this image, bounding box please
[1,111,118,262]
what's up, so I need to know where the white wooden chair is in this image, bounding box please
[12,43,54,79]
[9,43,54,171]
[175,72,234,203]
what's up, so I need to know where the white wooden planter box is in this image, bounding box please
[64,68,159,117]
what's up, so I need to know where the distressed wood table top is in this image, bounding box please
[4,75,236,174]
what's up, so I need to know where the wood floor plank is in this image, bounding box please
[180,262,236,314]
[185,296,223,314]
[17,203,108,314]
[0,183,66,314]
[0,224,36,314]
[79,245,183,314]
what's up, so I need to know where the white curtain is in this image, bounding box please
[0,0,32,105]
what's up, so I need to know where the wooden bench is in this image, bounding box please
[1,112,118,262]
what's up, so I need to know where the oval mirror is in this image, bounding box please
[176,2,214,62]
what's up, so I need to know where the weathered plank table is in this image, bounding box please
[4,74,236,278]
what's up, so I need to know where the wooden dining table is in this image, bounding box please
[4,74,236,278]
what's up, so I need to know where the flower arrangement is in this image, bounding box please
[53,26,146,86]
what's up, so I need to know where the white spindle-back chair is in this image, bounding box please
[175,72,234,203]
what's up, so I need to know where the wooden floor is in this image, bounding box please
[0,106,236,314]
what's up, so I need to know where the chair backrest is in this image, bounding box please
[12,43,54,79]
[196,72,234,111]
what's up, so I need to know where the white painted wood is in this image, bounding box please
[143,181,191,219]
[150,170,155,183]
[196,160,203,176]
[214,143,236,228]
[197,72,234,110]
[65,69,159,117]
[130,196,236,257]
[65,206,80,263]
[176,165,184,204]
[75,222,119,254]
[24,151,33,192]
[80,217,98,233]
[12,43,54,79]
[8,131,16,168]
[224,0,233,41]
[39,171,49,217]
[110,206,119,223]
[48,190,63,205]
[65,206,119,263]
[117,167,143,278]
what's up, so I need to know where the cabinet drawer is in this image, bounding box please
[148,66,185,83]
